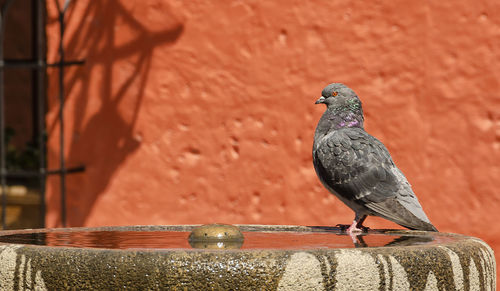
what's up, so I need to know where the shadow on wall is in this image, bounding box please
[46,1,183,226]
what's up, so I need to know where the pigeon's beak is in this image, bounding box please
[315,96,325,104]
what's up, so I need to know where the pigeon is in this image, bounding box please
[313,83,437,233]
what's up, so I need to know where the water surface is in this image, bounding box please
[0,230,448,250]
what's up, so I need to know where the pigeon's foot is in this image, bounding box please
[346,220,364,234]
[344,214,370,233]
[346,219,370,244]
[336,214,370,234]
[336,223,370,233]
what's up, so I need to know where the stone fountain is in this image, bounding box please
[0,224,495,290]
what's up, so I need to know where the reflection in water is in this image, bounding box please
[308,226,436,248]
[189,240,244,250]
[350,234,434,248]
[0,229,443,250]
[0,231,192,249]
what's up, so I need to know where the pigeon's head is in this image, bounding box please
[315,83,361,109]
[315,83,364,129]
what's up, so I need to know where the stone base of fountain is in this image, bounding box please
[0,225,495,290]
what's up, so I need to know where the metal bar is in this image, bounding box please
[2,166,84,178]
[2,171,40,178]
[58,8,67,227]
[31,0,38,170]
[35,0,46,228]
[47,60,85,67]
[0,0,17,230]
[2,60,44,68]
[0,59,85,68]
[47,165,85,175]
[0,10,5,230]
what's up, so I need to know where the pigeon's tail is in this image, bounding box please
[366,198,438,232]
[404,221,438,232]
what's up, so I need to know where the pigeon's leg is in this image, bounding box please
[345,214,368,243]
[346,214,368,234]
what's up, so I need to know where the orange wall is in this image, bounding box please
[46,0,499,266]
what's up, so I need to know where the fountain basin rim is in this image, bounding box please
[0,225,493,290]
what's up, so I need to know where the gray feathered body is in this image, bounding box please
[313,83,437,231]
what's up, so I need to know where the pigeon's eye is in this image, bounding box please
[331,91,338,97]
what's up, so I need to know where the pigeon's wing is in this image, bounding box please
[313,128,436,231]
[313,128,398,203]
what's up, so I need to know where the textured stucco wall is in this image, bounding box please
[45,0,499,276]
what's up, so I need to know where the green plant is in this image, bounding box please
[5,127,39,171]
